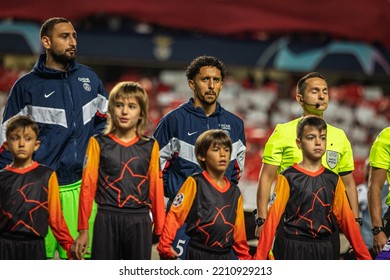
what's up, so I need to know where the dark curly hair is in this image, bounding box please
[185,56,227,81]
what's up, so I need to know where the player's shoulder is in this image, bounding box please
[273,118,300,133]
[11,71,36,88]
[218,106,243,123]
[371,127,390,152]
[322,166,339,177]
[326,123,348,137]
[77,63,98,75]
[280,165,297,176]
[36,163,54,172]
[74,63,104,84]
[160,104,187,121]
[138,135,156,145]
[377,127,390,139]
[33,163,57,177]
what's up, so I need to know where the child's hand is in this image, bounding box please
[159,246,179,260]
[69,243,81,260]
[73,229,90,260]
[254,225,263,238]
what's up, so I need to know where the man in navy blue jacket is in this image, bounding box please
[154,55,246,259]
[0,17,108,259]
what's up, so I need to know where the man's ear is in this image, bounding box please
[41,36,51,50]
[296,94,303,104]
[188,80,195,91]
[3,141,9,151]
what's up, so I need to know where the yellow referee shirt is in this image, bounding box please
[262,117,354,174]
[369,127,390,205]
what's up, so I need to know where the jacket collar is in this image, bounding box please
[183,97,223,117]
[33,53,79,78]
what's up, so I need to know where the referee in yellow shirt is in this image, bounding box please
[255,72,360,259]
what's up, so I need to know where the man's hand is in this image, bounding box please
[255,225,263,238]
[373,231,388,255]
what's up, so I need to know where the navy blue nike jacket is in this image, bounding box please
[153,98,246,201]
[0,54,108,186]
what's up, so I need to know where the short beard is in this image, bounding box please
[200,98,216,106]
[200,93,217,106]
[50,50,76,66]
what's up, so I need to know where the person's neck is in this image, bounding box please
[205,169,226,189]
[303,111,323,118]
[194,103,216,116]
[113,129,137,142]
[45,57,70,72]
[11,160,35,169]
[297,159,323,172]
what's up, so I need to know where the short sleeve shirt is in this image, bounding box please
[262,117,354,174]
[369,127,390,205]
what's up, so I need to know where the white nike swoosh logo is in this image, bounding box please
[187,131,198,136]
[44,91,55,98]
